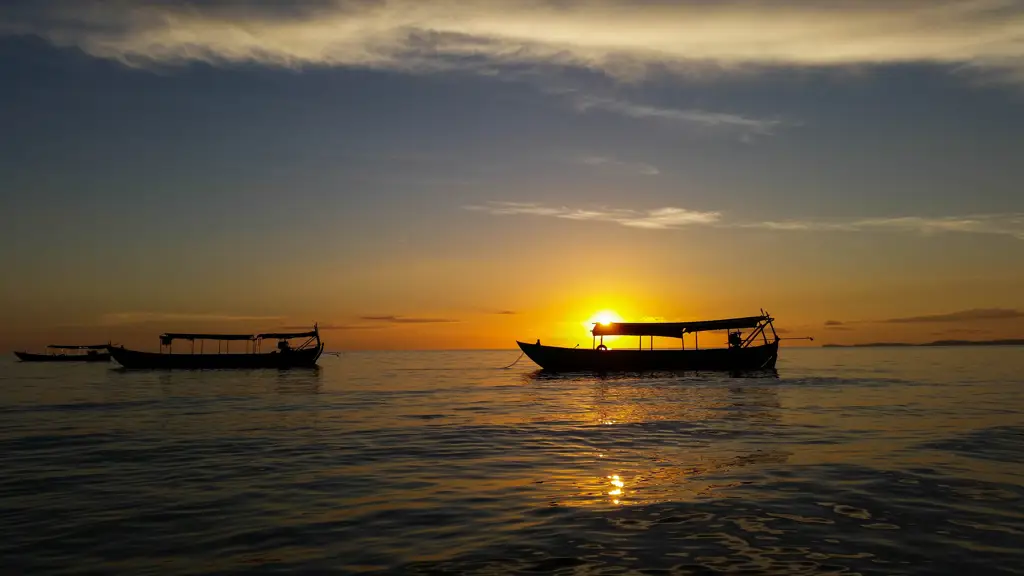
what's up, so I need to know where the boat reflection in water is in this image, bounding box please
[518,310,804,374]
[107,325,324,369]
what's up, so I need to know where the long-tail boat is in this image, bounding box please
[107,325,324,369]
[14,344,112,362]
[517,312,781,373]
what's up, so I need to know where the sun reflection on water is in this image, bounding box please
[524,379,790,509]
[608,474,625,504]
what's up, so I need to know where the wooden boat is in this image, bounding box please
[107,325,324,369]
[14,344,111,362]
[517,312,782,373]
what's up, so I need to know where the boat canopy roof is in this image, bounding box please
[160,333,255,342]
[47,344,108,350]
[257,330,317,340]
[160,327,318,343]
[592,315,771,338]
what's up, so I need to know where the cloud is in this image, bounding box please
[284,323,383,331]
[882,308,1024,324]
[5,1,1024,83]
[466,201,1024,239]
[576,155,659,176]
[570,95,784,136]
[931,328,987,336]
[286,318,461,330]
[494,310,518,315]
[464,201,722,230]
[824,320,844,326]
[753,215,1024,239]
[99,312,282,326]
[361,315,460,324]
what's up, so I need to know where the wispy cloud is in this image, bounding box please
[286,317,461,330]
[361,315,460,324]
[284,323,383,331]
[100,312,282,326]
[464,202,721,230]
[4,1,1024,83]
[570,95,784,136]
[466,201,1024,240]
[824,309,1024,328]
[932,328,987,336]
[494,310,518,315]
[752,215,1024,239]
[576,155,659,176]
[882,308,1024,324]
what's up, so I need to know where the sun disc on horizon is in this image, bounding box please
[585,309,622,327]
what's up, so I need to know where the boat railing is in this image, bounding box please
[45,344,111,356]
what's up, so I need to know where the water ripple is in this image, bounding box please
[1,348,1023,574]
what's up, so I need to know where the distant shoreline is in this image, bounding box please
[822,339,1024,348]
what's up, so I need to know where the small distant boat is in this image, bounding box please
[14,344,112,363]
[518,312,782,373]
[107,325,324,370]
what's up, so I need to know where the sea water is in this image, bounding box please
[2,347,1023,574]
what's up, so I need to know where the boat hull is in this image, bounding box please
[516,341,778,373]
[107,344,324,370]
[14,351,111,362]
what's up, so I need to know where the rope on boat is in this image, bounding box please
[501,351,526,369]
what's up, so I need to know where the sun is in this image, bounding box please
[582,309,624,344]
[583,309,623,333]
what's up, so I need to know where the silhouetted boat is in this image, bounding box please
[14,344,111,362]
[107,325,324,369]
[518,312,782,373]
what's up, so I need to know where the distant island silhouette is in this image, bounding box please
[823,339,1024,348]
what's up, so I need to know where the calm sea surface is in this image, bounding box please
[2,348,1023,575]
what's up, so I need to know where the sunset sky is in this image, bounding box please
[2,0,1023,351]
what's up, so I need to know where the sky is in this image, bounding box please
[1,0,1023,351]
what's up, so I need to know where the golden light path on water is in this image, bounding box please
[608,474,625,505]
